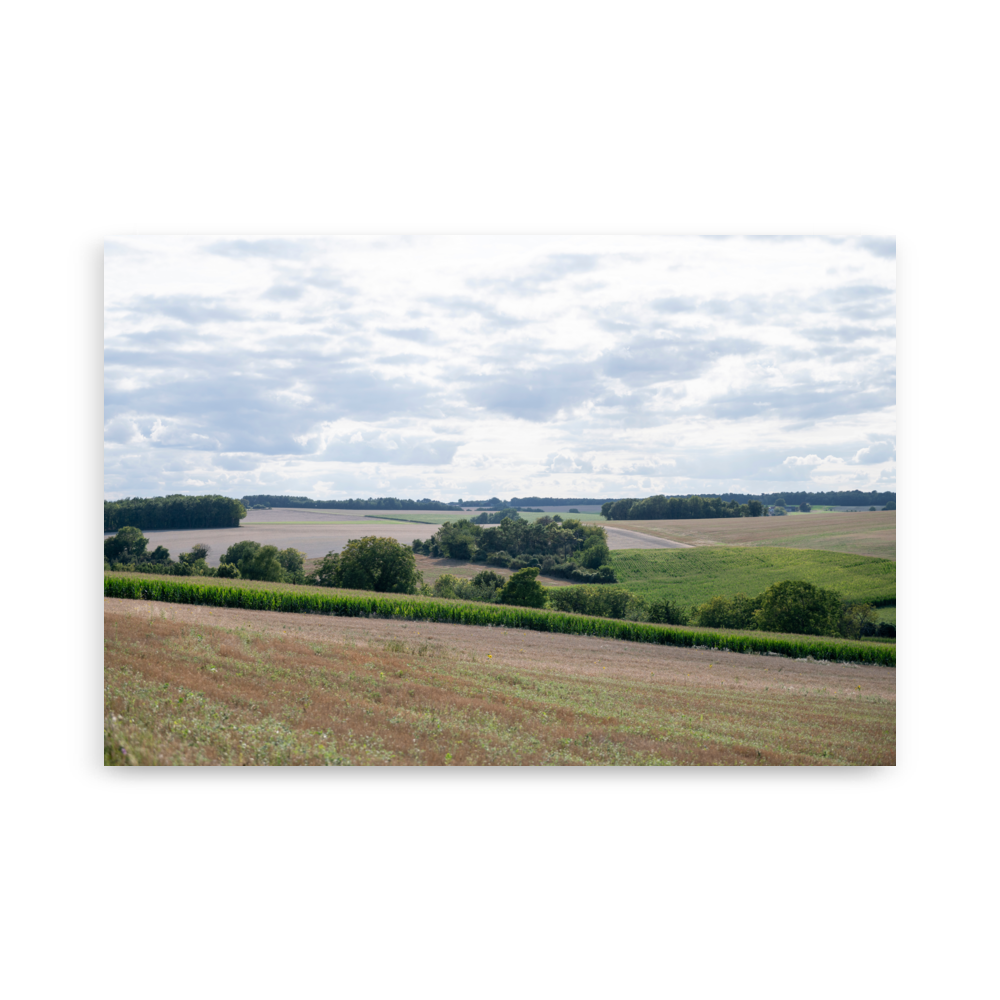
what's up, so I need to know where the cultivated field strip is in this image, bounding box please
[105,574,896,667]
[609,546,896,607]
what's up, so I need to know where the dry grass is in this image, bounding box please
[618,511,896,560]
[105,599,896,766]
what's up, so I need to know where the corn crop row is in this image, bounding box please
[104,575,895,667]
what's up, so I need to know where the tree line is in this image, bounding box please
[104,495,247,532]
[602,495,767,520]
[548,579,895,638]
[240,495,461,510]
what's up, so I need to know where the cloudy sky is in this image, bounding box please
[104,235,895,501]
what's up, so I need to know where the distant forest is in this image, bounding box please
[104,495,247,532]
[474,490,896,509]
[241,495,461,511]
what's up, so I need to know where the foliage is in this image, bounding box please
[691,593,763,630]
[104,495,246,531]
[104,526,149,563]
[753,580,843,636]
[839,602,878,640]
[799,503,811,512]
[470,508,521,524]
[547,585,647,620]
[104,574,896,667]
[215,562,241,579]
[241,494,460,511]
[603,495,764,521]
[218,540,302,583]
[433,570,504,603]
[413,515,615,580]
[497,567,546,608]
[609,546,895,608]
[309,536,421,594]
[646,598,690,625]
[883,500,896,510]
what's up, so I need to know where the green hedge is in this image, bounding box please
[104,575,895,667]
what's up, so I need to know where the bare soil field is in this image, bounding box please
[107,519,441,567]
[104,598,895,766]
[617,511,896,560]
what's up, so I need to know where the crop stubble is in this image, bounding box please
[104,597,895,767]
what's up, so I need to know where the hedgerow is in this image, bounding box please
[105,574,895,667]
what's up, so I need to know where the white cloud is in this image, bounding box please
[105,236,896,499]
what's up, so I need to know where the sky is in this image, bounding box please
[104,235,895,502]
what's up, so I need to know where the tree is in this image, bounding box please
[221,540,262,567]
[498,567,546,608]
[238,544,285,582]
[839,602,877,639]
[799,503,811,512]
[883,500,896,510]
[753,580,842,636]
[277,547,306,583]
[104,526,149,563]
[312,536,421,593]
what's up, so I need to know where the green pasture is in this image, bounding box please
[609,547,896,608]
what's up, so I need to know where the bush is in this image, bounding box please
[839,602,878,639]
[309,536,422,594]
[692,592,762,630]
[216,563,241,579]
[498,567,546,608]
[104,526,149,564]
[433,574,459,599]
[547,585,646,620]
[753,580,842,636]
[646,598,689,625]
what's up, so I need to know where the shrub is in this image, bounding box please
[104,526,149,564]
[692,592,762,630]
[309,536,422,594]
[498,567,546,608]
[753,580,842,636]
[433,574,459,599]
[646,598,689,625]
[547,585,646,620]
[839,602,878,639]
[215,563,241,579]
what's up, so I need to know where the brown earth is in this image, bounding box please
[617,511,896,559]
[105,597,895,766]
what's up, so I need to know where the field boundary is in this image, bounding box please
[104,574,895,667]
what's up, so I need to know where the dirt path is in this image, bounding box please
[604,526,693,550]
[104,598,895,702]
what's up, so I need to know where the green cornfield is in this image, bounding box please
[609,547,896,607]
[105,573,895,667]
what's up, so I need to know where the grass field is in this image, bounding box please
[609,546,896,607]
[104,599,895,766]
[617,511,895,560]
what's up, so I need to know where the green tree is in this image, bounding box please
[277,547,306,583]
[498,567,546,608]
[753,580,842,636]
[433,573,459,598]
[312,536,422,593]
[104,526,149,564]
[238,545,285,582]
[799,502,811,512]
[221,540,262,567]
[839,602,878,639]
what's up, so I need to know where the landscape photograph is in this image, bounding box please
[104,234,896,766]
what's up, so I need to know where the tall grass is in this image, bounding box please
[105,574,895,667]
[609,546,896,607]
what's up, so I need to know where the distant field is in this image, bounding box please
[104,598,895,765]
[617,511,895,560]
[362,510,608,525]
[609,546,896,607]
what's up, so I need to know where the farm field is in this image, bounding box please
[617,511,896,560]
[359,509,609,525]
[609,546,896,607]
[104,518,440,566]
[104,598,895,766]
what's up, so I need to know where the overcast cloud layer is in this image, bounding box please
[104,236,895,501]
